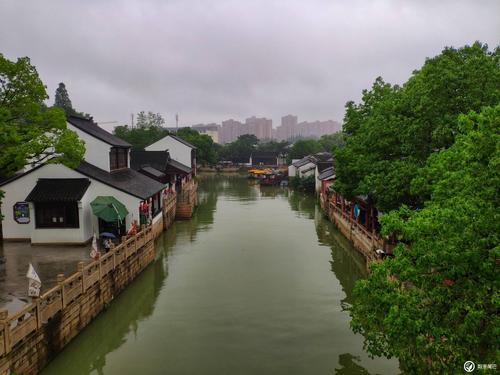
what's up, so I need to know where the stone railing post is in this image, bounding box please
[0,308,10,354]
[120,236,127,259]
[77,262,85,292]
[34,296,42,329]
[57,274,65,308]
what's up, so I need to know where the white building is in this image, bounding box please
[145,135,196,174]
[289,156,317,178]
[0,116,166,244]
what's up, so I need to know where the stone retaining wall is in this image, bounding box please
[176,181,197,219]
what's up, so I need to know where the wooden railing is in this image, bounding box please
[0,225,154,356]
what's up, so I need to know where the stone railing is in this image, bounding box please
[0,225,154,358]
[328,202,382,263]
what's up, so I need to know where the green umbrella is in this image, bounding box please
[90,196,129,223]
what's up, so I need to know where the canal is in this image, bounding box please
[42,175,399,375]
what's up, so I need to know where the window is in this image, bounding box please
[35,202,79,228]
[110,148,128,171]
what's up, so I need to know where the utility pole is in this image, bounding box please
[131,113,134,128]
[175,113,179,133]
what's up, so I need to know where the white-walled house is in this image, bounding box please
[145,135,196,174]
[288,159,300,177]
[0,116,167,244]
[315,162,335,194]
[291,156,317,178]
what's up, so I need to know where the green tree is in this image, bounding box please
[220,134,259,163]
[177,127,217,165]
[54,82,75,116]
[0,55,85,178]
[287,139,322,162]
[136,111,165,128]
[333,42,500,212]
[350,105,500,373]
[256,140,289,154]
[113,125,169,151]
[318,132,345,153]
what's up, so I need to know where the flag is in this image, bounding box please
[26,263,41,297]
[90,233,98,259]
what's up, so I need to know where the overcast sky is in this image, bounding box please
[1,0,499,129]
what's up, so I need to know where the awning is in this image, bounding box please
[26,178,90,202]
[90,196,129,222]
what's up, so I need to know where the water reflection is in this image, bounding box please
[335,353,381,375]
[41,175,398,375]
[43,247,168,375]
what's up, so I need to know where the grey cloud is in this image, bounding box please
[0,0,499,129]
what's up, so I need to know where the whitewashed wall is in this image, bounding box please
[67,122,111,171]
[315,166,322,194]
[146,136,192,168]
[1,164,85,241]
[298,162,316,178]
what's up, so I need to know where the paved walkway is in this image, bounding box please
[0,241,89,314]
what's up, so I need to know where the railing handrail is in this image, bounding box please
[0,223,155,356]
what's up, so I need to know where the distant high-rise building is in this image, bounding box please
[275,115,340,141]
[276,114,298,140]
[245,116,272,140]
[192,123,220,143]
[219,117,272,143]
[220,119,244,144]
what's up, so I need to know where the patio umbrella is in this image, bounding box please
[90,196,129,223]
[99,232,116,238]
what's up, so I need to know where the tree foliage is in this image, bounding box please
[0,55,85,178]
[289,174,315,193]
[333,42,500,212]
[286,132,343,163]
[136,111,165,128]
[54,82,75,116]
[113,124,168,151]
[350,105,500,373]
[176,127,217,165]
[287,139,323,162]
[53,82,89,118]
[219,134,259,163]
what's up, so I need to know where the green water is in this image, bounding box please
[41,175,399,375]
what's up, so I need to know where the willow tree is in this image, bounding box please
[350,105,500,373]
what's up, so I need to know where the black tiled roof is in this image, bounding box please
[292,156,315,168]
[68,116,131,147]
[140,166,166,179]
[26,178,91,202]
[314,152,332,162]
[317,161,333,173]
[130,150,170,171]
[167,159,192,174]
[76,161,165,199]
[318,167,335,180]
[169,135,196,149]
